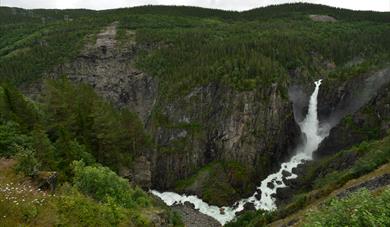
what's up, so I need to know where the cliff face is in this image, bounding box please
[271,67,390,206]
[150,82,300,191]
[46,22,158,125]
[26,22,390,207]
[316,73,390,158]
[289,67,390,158]
[27,23,300,200]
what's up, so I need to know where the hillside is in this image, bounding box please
[0,3,390,227]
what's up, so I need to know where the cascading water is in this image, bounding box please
[151,80,329,225]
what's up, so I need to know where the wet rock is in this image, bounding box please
[243,202,256,212]
[274,187,293,206]
[254,191,262,200]
[267,182,275,189]
[235,202,256,216]
[219,207,225,215]
[282,170,292,178]
[291,162,307,176]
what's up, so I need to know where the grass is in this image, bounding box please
[301,188,390,226]
[0,158,183,227]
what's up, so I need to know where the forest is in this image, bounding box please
[1,3,390,226]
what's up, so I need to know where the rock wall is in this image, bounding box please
[150,82,300,194]
[24,23,302,201]
[315,68,390,158]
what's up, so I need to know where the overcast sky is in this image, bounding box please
[2,0,390,12]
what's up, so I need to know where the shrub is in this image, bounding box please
[14,145,40,177]
[0,121,31,157]
[303,188,390,226]
[72,161,151,209]
[55,186,131,226]
[225,210,275,227]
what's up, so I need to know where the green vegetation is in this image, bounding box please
[227,133,390,226]
[225,210,274,227]
[1,3,390,226]
[0,160,182,226]
[116,5,390,100]
[303,188,390,226]
[0,81,181,226]
[14,145,41,177]
[73,160,151,209]
[1,4,389,96]
[175,161,256,206]
[0,80,150,180]
[293,134,390,198]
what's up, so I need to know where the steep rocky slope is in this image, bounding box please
[2,4,390,227]
[269,67,390,207]
[25,20,390,208]
[316,68,390,158]
[26,22,300,205]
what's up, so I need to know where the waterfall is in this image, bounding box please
[151,80,329,225]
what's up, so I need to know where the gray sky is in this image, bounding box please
[2,0,390,12]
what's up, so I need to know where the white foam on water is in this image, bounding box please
[151,80,329,225]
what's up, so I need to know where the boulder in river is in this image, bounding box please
[282,170,292,178]
[267,182,275,189]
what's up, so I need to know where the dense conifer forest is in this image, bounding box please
[0,3,389,226]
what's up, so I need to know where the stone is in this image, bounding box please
[267,182,275,189]
[274,187,293,205]
[243,202,256,211]
[254,191,262,200]
[282,170,292,178]
[219,207,225,215]
[184,201,195,209]
[36,171,57,192]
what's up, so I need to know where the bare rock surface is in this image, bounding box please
[309,15,337,22]
[171,203,222,227]
[43,22,157,125]
[337,174,390,198]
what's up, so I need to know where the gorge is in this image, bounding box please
[151,79,329,225]
[1,3,390,227]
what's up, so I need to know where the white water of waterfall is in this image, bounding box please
[151,80,329,225]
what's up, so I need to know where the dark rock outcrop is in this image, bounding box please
[316,69,390,158]
[150,82,300,192]
[337,174,390,198]
[130,156,152,190]
[36,171,57,192]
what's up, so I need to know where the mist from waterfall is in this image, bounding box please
[151,80,329,225]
